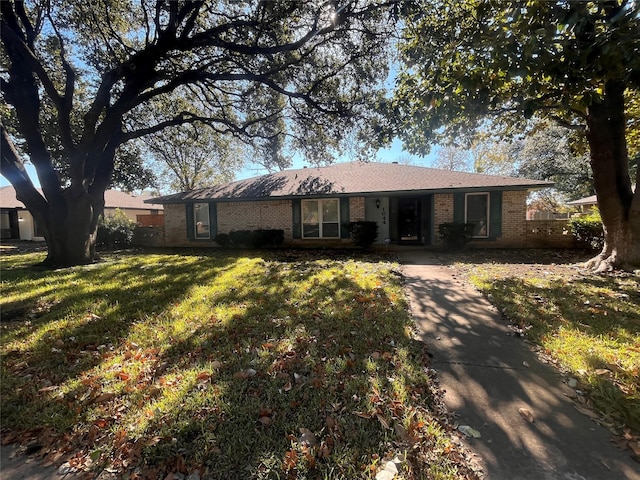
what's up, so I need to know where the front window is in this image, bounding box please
[302,199,340,238]
[194,203,210,239]
[466,193,489,238]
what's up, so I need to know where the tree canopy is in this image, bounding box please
[144,123,243,193]
[391,0,640,269]
[1,0,399,265]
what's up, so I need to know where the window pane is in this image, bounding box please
[322,223,339,238]
[467,194,488,237]
[194,203,210,239]
[322,199,339,222]
[303,224,320,237]
[302,201,319,224]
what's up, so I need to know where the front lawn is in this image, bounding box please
[1,250,476,479]
[452,250,640,440]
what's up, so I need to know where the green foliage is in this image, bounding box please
[2,1,399,265]
[226,229,285,248]
[569,211,605,251]
[438,222,474,251]
[391,1,640,151]
[251,229,285,248]
[516,123,594,199]
[96,209,136,250]
[228,230,254,248]
[348,221,379,249]
[214,232,231,247]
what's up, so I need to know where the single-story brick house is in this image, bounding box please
[147,161,550,248]
[0,186,163,241]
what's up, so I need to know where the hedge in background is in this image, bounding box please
[569,211,604,251]
[96,209,136,250]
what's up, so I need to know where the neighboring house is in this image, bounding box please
[0,186,163,241]
[147,161,550,248]
[566,194,598,215]
[566,186,635,215]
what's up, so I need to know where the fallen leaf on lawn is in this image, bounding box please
[282,450,298,472]
[318,442,330,459]
[91,393,116,404]
[302,445,316,468]
[38,385,59,393]
[353,411,372,419]
[258,407,273,417]
[196,371,211,383]
[93,419,110,428]
[630,442,640,457]
[283,381,292,392]
[376,414,390,430]
[145,436,164,447]
[594,369,610,376]
[117,372,130,381]
[258,416,272,426]
[325,416,337,431]
[518,407,535,423]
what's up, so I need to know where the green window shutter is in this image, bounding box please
[340,197,350,239]
[208,202,217,239]
[489,191,502,239]
[186,204,195,240]
[292,199,301,239]
[453,193,465,224]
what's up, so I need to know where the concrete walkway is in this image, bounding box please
[399,249,639,480]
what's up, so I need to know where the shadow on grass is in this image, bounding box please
[479,275,640,433]
[1,250,452,479]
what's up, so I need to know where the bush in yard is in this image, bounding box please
[214,233,231,247]
[96,209,135,250]
[569,211,604,250]
[252,229,285,247]
[438,222,474,251]
[226,229,284,248]
[348,221,378,249]
[228,230,253,247]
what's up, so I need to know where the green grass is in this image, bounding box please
[463,261,640,434]
[1,250,474,479]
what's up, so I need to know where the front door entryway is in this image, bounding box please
[398,198,421,244]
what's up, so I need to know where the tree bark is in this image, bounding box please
[584,80,639,271]
[39,189,104,267]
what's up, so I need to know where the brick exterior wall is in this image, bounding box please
[163,203,193,247]
[432,193,454,245]
[160,192,575,249]
[493,190,528,247]
[218,200,293,239]
[349,197,365,221]
[525,220,576,248]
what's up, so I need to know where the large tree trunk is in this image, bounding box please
[39,189,104,267]
[584,80,639,272]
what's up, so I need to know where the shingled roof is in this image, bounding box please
[0,186,161,210]
[148,162,550,204]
